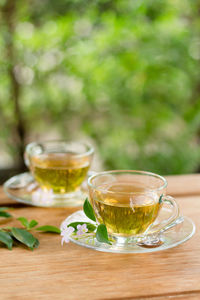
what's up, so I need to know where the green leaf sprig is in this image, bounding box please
[67,198,112,245]
[0,207,13,219]
[0,208,60,251]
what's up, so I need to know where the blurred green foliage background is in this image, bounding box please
[1,0,200,178]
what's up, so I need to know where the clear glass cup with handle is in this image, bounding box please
[88,170,179,244]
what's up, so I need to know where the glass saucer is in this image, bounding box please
[3,172,88,207]
[61,210,195,253]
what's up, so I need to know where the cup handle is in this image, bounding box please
[87,171,97,178]
[146,195,179,235]
[24,152,30,168]
[24,143,44,168]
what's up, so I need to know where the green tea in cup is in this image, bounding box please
[31,152,90,193]
[88,171,179,241]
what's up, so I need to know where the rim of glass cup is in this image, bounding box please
[25,140,94,158]
[88,170,168,195]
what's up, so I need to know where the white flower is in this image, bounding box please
[77,224,88,236]
[61,226,75,245]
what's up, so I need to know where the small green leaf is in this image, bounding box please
[96,224,112,245]
[17,217,29,229]
[11,228,37,249]
[86,223,96,232]
[0,211,12,218]
[159,194,163,204]
[83,198,96,222]
[28,220,38,229]
[36,225,61,234]
[67,222,96,232]
[0,231,13,250]
[87,224,96,232]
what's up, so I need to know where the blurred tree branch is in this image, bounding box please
[1,0,26,171]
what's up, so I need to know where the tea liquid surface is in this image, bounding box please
[91,183,160,235]
[31,153,89,193]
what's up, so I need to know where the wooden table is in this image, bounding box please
[0,174,200,300]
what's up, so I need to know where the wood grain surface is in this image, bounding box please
[0,174,199,300]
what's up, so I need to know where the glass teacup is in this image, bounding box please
[25,140,94,205]
[88,170,179,244]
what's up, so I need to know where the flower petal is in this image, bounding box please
[61,236,65,245]
[77,229,83,236]
[60,226,74,244]
[77,224,82,230]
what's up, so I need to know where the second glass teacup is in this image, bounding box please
[88,170,179,244]
[25,140,94,206]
